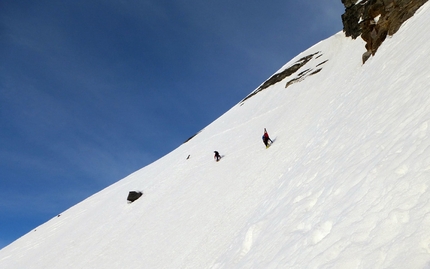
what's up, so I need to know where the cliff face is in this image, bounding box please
[341,0,428,63]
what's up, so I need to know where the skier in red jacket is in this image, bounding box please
[262,128,273,148]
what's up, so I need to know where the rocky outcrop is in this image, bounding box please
[341,0,428,63]
[240,52,328,104]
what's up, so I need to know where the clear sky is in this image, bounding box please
[0,0,344,249]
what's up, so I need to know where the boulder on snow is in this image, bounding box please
[127,191,143,203]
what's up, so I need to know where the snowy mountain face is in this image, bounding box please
[2,2,430,269]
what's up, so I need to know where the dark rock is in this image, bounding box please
[341,0,428,63]
[240,52,323,103]
[127,191,143,203]
[362,50,372,63]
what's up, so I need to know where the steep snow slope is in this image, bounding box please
[2,3,430,268]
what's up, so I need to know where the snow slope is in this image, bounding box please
[2,3,430,268]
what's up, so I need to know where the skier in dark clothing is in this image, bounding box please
[214,151,221,162]
[262,128,273,148]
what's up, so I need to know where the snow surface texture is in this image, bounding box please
[2,3,430,269]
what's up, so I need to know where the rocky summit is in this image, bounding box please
[341,0,428,63]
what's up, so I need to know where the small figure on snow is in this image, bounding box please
[214,151,221,162]
[262,128,273,148]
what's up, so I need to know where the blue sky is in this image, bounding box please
[0,0,344,249]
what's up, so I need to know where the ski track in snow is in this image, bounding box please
[2,2,430,269]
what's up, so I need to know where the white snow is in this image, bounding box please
[374,14,381,24]
[2,2,430,268]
